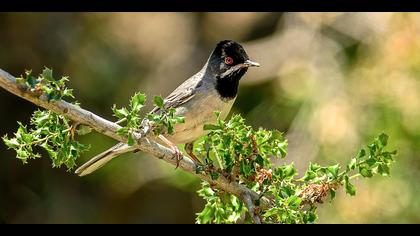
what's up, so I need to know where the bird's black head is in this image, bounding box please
[207,40,260,100]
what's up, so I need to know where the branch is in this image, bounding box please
[0,68,273,214]
[241,191,261,224]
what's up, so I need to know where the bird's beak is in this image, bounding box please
[243,59,260,67]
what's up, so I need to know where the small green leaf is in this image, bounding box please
[112,106,129,119]
[378,133,388,146]
[127,133,135,146]
[344,175,356,196]
[378,164,390,176]
[347,158,357,170]
[356,149,366,159]
[303,170,316,181]
[175,116,185,124]
[327,164,340,178]
[203,124,220,131]
[329,189,336,201]
[76,125,92,136]
[42,67,54,81]
[210,171,219,180]
[240,160,252,177]
[16,77,25,84]
[153,96,164,108]
[130,92,146,112]
[26,74,39,88]
[3,136,20,148]
[359,167,373,178]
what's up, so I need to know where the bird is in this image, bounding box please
[75,40,260,177]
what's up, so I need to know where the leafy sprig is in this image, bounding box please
[3,110,89,170]
[111,94,185,146]
[195,113,397,224]
[112,92,146,146]
[16,68,74,101]
[4,69,89,169]
[147,96,185,135]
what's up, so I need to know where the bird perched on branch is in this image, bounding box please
[75,40,260,176]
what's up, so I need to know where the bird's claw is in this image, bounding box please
[171,146,183,169]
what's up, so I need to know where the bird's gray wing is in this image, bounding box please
[150,74,202,114]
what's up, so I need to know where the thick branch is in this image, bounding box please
[0,68,272,214]
[241,191,261,224]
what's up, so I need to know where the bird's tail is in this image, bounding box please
[75,142,137,177]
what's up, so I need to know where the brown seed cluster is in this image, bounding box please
[298,182,338,205]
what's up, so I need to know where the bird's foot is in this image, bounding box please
[158,135,184,169]
[171,145,184,169]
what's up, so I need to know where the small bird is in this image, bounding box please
[75,40,260,176]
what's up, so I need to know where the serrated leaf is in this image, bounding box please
[153,96,164,108]
[112,106,129,119]
[42,67,54,81]
[62,88,74,98]
[130,92,146,112]
[3,136,20,148]
[34,112,50,125]
[378,133,388,146]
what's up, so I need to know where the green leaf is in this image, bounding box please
[286,195,302,207]
[16,77,25,84]
[76,125,92,136]
[153,96,164,108]
[327,164,340,178]
[127,133,135,146]
[3,136,20,149]
[302,170,316,181]
[26,74,39,88]
[130,92,146,112]
[210,171,219,180]
[378,164,390,176]
[42,67,54,81]
[112,106,129,119]
[240,160,252,177]
[356,149,366,159]
[175,116,185,124]
[203,124,220,131]
[329,189,336,201]
[359,167,373,178]
[344,175,356,196]
[347,158,357,170]
[378,133,388,147]
[283,164,297,179]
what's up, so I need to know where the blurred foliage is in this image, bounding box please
[0,12,419,223]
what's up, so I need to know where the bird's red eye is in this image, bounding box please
[224,56,233,65]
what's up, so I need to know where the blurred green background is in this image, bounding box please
[0,12,419,223]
